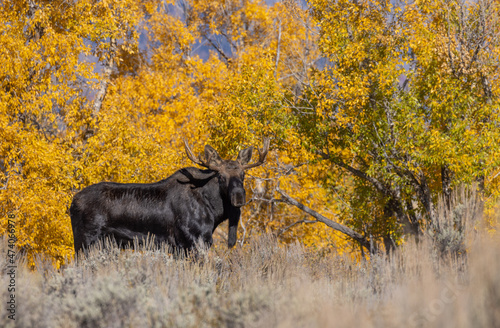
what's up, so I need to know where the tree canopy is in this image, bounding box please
[1,0,498,265]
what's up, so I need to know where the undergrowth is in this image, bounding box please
[0,190,499,328]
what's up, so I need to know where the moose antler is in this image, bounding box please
[242,137,270,170]
[184,139,210,169]
[184,139,225,171]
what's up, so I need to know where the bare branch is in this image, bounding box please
[203,36,230,64]
[320,151,389,197]
[277,218,316,237]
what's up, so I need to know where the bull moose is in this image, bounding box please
[70,138,270,255]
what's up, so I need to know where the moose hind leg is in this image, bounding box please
[104,227,154,249]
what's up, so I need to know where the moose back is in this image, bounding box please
[70,139,269,255]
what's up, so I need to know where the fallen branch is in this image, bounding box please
[276,187,373,252]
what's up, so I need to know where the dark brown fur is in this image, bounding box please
[70,141,269,255]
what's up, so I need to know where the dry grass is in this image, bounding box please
[1,196,499,327]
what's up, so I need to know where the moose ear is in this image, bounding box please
[204,145,224,169]
[236,147,253,166]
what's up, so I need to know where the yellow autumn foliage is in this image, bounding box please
[1,0,498,267]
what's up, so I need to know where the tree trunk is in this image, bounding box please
[83,38,117,141]
[92,38,117,116]
[441,164,452,210]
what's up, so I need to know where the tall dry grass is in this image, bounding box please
[1,188,499,327]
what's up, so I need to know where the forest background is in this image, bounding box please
[0,0,499,267]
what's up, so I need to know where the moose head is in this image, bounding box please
[184,138,270,208]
